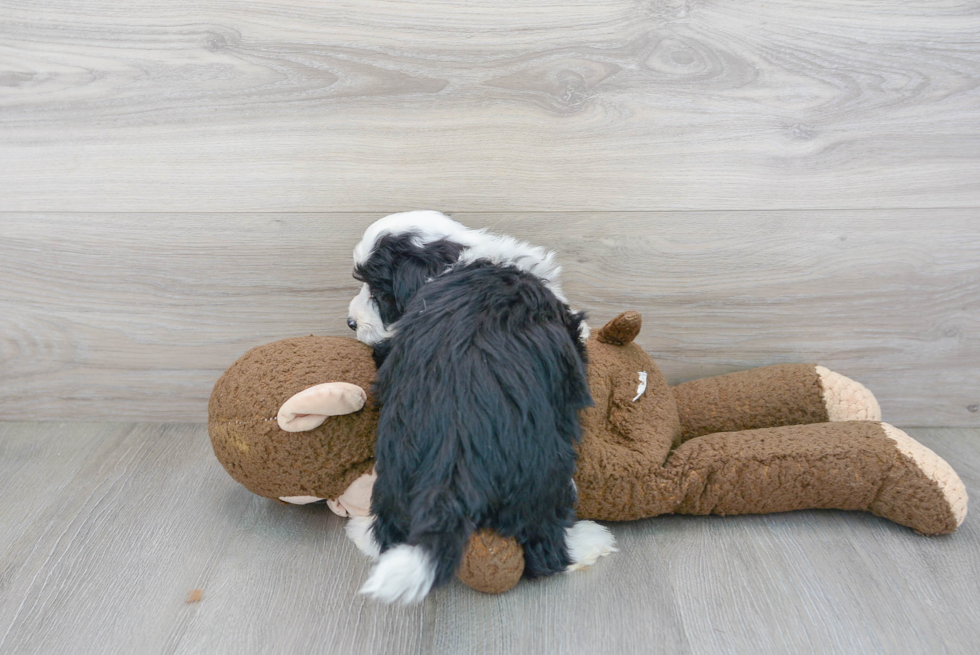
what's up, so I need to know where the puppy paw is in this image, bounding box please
[359,544,436,604]
[345,515,381,561]
[565,520,617,572]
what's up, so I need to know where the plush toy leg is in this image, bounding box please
[662,421,967,535]
[671,365,880,441]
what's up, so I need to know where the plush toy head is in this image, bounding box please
[208,334,531,593]
[208,336,380,503]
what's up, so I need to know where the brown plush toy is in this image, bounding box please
[209,312,968,595]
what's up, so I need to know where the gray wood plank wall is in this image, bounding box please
[2,212,978,424]
[3,0,979,212]
[2,1,979,424]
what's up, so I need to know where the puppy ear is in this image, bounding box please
[391,239,466,315]
[391,257,434,315]
[359,234,466,325]
[277,382,367,432]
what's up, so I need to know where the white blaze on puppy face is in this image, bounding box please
[348,283,394,346]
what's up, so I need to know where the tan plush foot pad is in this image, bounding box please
[816,366,881,421]
[880,423,968,531]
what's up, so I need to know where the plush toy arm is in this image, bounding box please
[671,364,880,442]
[662,421,967,535]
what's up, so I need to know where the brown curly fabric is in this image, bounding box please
[672,364,828,441]
[208,336,379,501]
[595,311,642,346]
[573,336,683,521]
[665,421,960,535]
[457,530,525,594]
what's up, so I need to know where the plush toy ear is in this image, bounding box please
[596,311,642,345]
[277,382,367,432]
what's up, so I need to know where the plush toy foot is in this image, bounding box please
[872,423,968,535]
[564,521,617,572]
[816,366,881,421]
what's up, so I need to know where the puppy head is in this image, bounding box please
[347,209,571,345]
[348,217,466,345]
[352,210,470,267]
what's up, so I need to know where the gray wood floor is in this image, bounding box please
[1,422,977,655]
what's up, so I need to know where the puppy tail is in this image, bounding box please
[359,486,472,604]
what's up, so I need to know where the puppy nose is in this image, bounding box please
[347,317,357,331]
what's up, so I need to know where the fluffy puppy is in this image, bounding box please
[346,212,615,604]
[347,210,587,352]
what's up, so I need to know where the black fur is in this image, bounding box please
[353,233,466,331]
[367,259,592,587]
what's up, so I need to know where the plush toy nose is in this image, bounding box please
[347,317,357,331]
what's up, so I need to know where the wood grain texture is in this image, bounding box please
[0,424,249,655]
[1,1,979,212]
[650,428,980,655]
[0,422,976,654]
[2,211,978,425]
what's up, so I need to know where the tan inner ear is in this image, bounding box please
[277,382,367,432]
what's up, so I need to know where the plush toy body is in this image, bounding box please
[209,313,967,593]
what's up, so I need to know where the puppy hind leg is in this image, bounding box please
[360,486,472,604]
[346,507,411,561]
[564,520,617,572]
[345,516,381,560]
[358,509,438,605]
[368,508,409,553]
[516,514,583,578]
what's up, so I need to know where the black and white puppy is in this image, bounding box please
[345,211,616,603]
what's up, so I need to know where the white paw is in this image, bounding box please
[565,520,617,572]
[359,544,436,605]
[345,515,380,561]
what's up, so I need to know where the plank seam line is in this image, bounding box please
[0,206,977,216]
